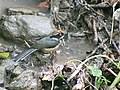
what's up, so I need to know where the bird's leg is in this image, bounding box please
[49,49,57,63]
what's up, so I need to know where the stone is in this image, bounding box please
[113,8,120,21]
[8,70,42,90]
[0,59,18,86]
[0,15,56,42]
[0,87,7,90]
[7,7,39,15]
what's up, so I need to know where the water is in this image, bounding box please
[56,37,94,64]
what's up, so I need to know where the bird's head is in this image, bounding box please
[50,29,65,46]
[50,29,64,40]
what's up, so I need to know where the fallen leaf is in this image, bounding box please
[35,1,49,10]
[0,52,10,59]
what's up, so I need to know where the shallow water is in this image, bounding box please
[56,37,94,64]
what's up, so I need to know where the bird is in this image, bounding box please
[14,30,64,62]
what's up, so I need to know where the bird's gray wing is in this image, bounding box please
[32,37,59,49]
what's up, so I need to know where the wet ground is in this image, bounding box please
[56,36,94,64]
[0,1,120,90]
[0,0,94,64]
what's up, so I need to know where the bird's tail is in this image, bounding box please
[14,49,37,62]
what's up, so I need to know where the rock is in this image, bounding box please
[12,65,24,75]
[0,87,7,90]
[0,65,4,85]
[113,8,120,21]
[0,59,18,86]
[0,15,56,42]
[0,44,9,52]
[4,64,25,87]
[8,70,42,90]
[7,7,39,15]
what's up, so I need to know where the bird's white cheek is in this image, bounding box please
[51,38,59,41]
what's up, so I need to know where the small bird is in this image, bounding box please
[14,30,64,62]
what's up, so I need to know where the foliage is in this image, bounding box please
[88,65,110,89]
[88,66,102,77]
[0,52,10,59]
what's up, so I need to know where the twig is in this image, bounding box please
[112,41,120,55]
[105,68,117,77]
[67,21,78,30]
[87,38,108,58]
[75,7,86,24]
[105,29,120,55]
[98,36,112,53]
[67,55,118,82]
[24,40,31,48]
[93,16,120,55]
[109,72,120,90]
[110,15,114,44]
[85,78,98,90]
[51,76,55,90]
[93,18,98,44]
[78,0,104,17]
[78,0,120,55]
[89,4,112,8]
[110,1,118,44]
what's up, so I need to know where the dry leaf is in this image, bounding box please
[35,1,49,10]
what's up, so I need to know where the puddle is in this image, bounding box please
[56,37,94,64]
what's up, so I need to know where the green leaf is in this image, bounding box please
[88,66,102,77]
[97,77,103,89]
[0,52,10,59]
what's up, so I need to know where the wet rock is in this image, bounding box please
[8,70,42,90]
[12,65,24,75]
[0,15,56,42]
[0,87,7,90]
[0,59,18,86]
[0,44,15,53]
[0,65,4,86]
[0,44,9,52]
[7,7,39,15]
[4,64,25,88]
